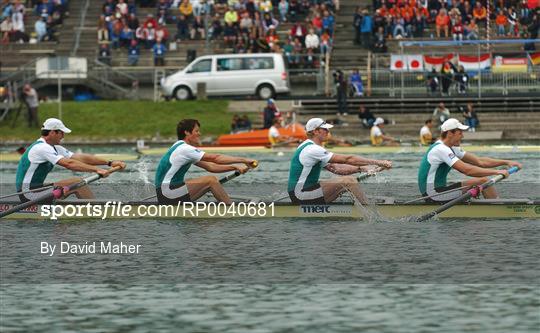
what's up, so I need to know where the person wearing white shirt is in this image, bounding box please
[15,118,127,202]
[304,28,319,50]
[370,117,399,146]
[418,118,522,202]
[155,119,256,204]
[419,119,434,145]
[287,118,392,204]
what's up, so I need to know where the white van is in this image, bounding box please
[160,53,290,100]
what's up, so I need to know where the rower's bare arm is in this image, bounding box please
[330,154,392,169]
[72,153,127,169]
[57,158,108,174]
[452,160,507,178]
[195,161,237,173]
[324,163,360,175]
[71,153,108,165]
[202,153,255,167]
[461,153,521,169]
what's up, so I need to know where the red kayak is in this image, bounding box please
[217,123,306,146]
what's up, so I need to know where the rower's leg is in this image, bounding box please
[186,176,232,204]
[462,178,499,199]
[321,176,368,204]
[55,178,95,199]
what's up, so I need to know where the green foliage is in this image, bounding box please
[1,100,231,140]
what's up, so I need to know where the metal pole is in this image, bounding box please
[400,44,404,99]
[477,44,481,99]
[204,4,210,52]
[57,57,62,119]
[58,73,62,119]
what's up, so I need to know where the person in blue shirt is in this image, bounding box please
[119,26,134,48]
[128,39,140,66]
[360,9,373,49]
[322,10,335,36]
[35,17,47,41]
[153,39,166,66]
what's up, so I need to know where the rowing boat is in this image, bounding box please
[0,153,140,163]
[137,145,540,156]
[1,199,538,220]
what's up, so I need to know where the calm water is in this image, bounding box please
[1,150,539,332]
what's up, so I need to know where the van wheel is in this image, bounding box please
[174,86,192,100]
[257,84,275,100]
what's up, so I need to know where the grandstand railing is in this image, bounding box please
[0,58,139,100]
[369,69,540,97]
[71,0,91,56]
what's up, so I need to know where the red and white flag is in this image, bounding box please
[423,54,454,71]
[390,54,408,71]
[458,54,491,71]
[407,55,424,72]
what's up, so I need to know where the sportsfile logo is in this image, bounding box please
[300,205,352,215]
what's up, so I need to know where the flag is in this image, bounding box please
[407,55,424,72]
[530,52,540,66]
[424,54,454,71]
[390,54,407,71]
[458,54,491,72]
[492,56,528,73]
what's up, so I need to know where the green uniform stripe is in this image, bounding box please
[16,141,54,191]
[418,142,453,193]
[155,141,192,187]
[288,142,323,192]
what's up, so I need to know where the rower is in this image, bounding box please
[370,117,399,146]
[15,118,127,203]
[155,119,257,205]
[287,118,392,204]
[268,118,299,147]
[419,119,434,146]
[418,118,522,202]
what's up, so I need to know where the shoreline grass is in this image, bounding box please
[1,100,231,142]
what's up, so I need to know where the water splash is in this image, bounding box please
[133,158,152,184]
[130,158,155,201]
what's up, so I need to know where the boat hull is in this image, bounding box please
[2,201,538,220]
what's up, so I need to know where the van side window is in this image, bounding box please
[189,59,212,73]
[217,58,243,71]
[243,57,274,70]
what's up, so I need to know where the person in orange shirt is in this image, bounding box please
[495,10,508,36]
[401,4,414,22]
[379,4,389,17]
[472,2,487,24]
[435,9,450,37]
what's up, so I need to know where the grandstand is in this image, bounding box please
[1,0,539,138]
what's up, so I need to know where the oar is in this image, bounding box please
[416,166,520,222]
[0,166,123,219]
[140,160,259,202]
[0,183,54,200]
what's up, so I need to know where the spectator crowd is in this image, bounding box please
[95,0,339,67]
[353,0,539,53]
[1,0,69,44]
